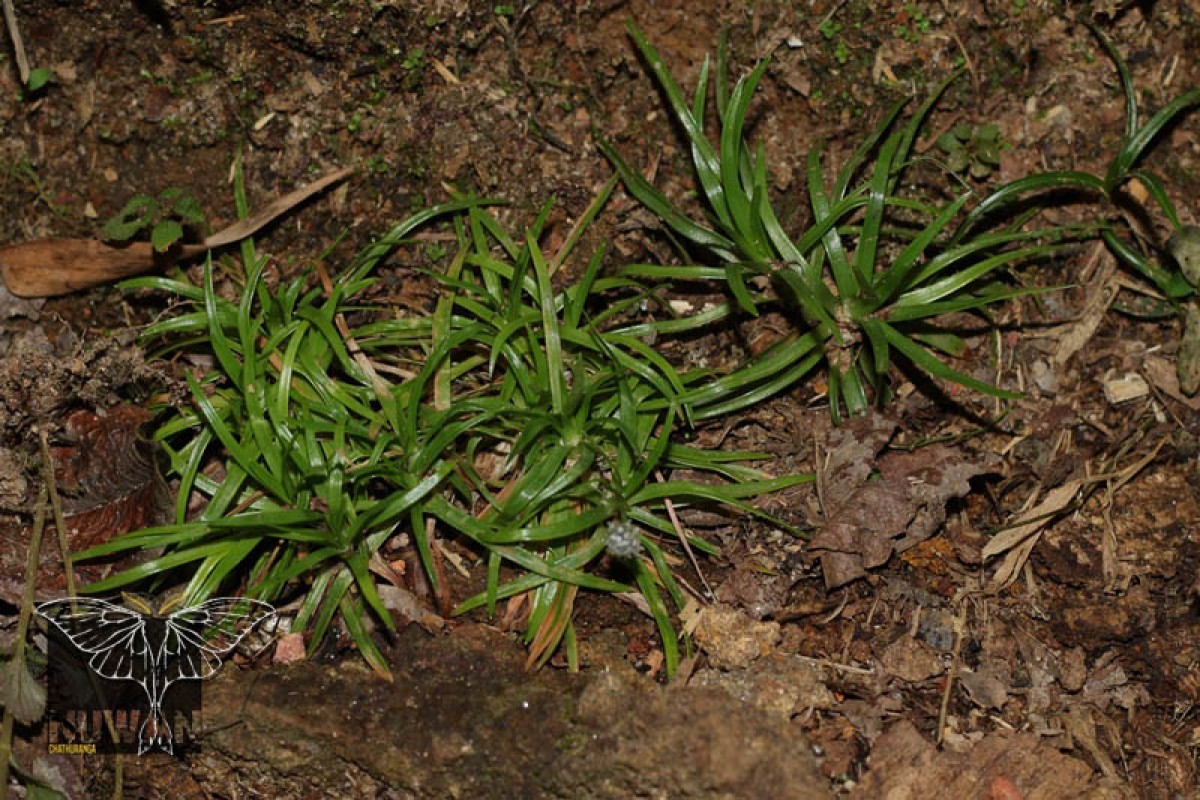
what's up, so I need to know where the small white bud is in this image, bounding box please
[605,519,642,559]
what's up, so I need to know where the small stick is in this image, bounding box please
[0,484,47,796]
[38,431,77,599]
[936,600,968,746]
[37,430,124,795]
[1,0,32,84]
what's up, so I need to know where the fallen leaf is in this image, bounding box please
[878,636,944,683]
[809,415,997,589]
[0,405,167,604]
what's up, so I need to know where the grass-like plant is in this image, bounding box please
[74,165,484,676]
[419,190,807,673]
[74,164,808,678]
[954,28,1200,305]
[599,24,1105,422]
[948,27,1199,392]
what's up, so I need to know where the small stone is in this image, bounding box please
[1058,646,1087,693]
[272,632,307,665]
[692,604,780,670]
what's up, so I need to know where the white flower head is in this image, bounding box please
[605,519,642,560]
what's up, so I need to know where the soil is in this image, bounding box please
[2,0,1200,798]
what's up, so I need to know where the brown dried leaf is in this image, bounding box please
[878,636,944,684]
[958,666,1010,710]
[981,480,1081,585]
[810,423,996,589]
[0,658,46,724]
[0,405,167,603]
[0,238,183,297]
[201,165,353,249]
[376,583,446,635]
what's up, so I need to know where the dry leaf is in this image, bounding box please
[981,481,1081,590]
[0,658,47,724]
[809,415,997,589]
[848,720,1101,799]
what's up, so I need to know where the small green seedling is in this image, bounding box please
[102,188,206,252]
[937,122,1003,179]
[25,67,51,93]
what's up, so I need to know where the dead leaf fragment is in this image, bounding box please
[848,720,1109,799]
[0,405,167,604]
[1058,646,1088,693]
[959,667,1010,710]
[0,238,179,298]
[1179,302,1200,396]
[809,415,997,589]
[982,481,1081,590]
[377,583,446,634]
[1101,372,1148,404]
[879,636,944,683]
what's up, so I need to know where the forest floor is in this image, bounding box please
[2,1,1200,797]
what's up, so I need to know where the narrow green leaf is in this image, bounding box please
[877,320,1021,400]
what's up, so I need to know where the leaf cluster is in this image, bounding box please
[79,168,807,678]
[955,27,1200,305]
[102,188,207,253]
[937,122,1003,180]
[600,24,1094,422]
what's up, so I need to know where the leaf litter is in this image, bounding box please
[1,0,1199,797]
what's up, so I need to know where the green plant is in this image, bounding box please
[24,66,50,94]
[954,29,1199,302]
[600,24,1088,423]
[833,39,851,66]
[0,156,69,218]
[76,166,807,679]
[401,48,424,71]
[422,192,807,674]
[950,27,1199,389]
[78,167,482,676]
[937,122,1004,180]
[400,47,426,90]
[102,188,207,252]
[905,3,932,34]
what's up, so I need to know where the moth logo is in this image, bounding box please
[37,596,276,755]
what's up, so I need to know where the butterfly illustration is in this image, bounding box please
[37,595,276,755]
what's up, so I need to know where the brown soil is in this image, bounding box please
[2,1,1200,798]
